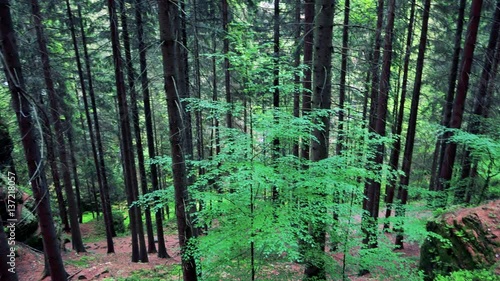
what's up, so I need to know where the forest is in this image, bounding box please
[0,0,499,280]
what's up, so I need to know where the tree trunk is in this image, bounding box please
[77,3,116,239]
[384,0,416,228]
[430,0,467,191]
[301,0,314,161]
[456,0,500,203]
[367,0,385,132]
[44,129,70,232]
[0,0,67,278]
[436,0,483,196]
[292,0,301,158]
[272,0,280,202]
[222,0,232,128]
[118,0,153,257]
[361,0,396,253]
[30,0,86,253]
[394,0,432,248]
[134,0,170,259]
[336,0,349,155]
[157,0,198,279]
[65,115,83,223]
[106,0,143,262]
[304,1,335,279]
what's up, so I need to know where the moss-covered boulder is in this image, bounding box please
[419,200,500,280]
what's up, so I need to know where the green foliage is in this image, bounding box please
[435,269,500,281]
[64,255,96,268]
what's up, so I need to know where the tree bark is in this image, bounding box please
[106,0,143,262]
[457,0,500,202]
[134,0,170,259]
[44,128,70,232]
[430,0,467,191]
[118,0,153,257]
[436,0,483,196]
[304,1,335,279]
[301,0,314,161]
[292,0,301,158]
[384,0,416,228]
[272,0,280,202]
[0,0,67,278]
[65,114,83,223]
[395,0,432,248]
[367,0,385,132]
[158,0,198,279]
[336,0,349,155]
[222,0,232,128]
[77,3,116,239]
[30,0,86,253]
[361,0,396,253]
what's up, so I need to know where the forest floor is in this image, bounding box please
[15,218,421,281]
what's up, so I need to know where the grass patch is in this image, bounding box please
[64,255,96,268]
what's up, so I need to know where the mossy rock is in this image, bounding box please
[419,200,500,280]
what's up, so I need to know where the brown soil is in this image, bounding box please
[16,221,182,281]
[15,220,421,281]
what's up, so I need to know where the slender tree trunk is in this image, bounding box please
[192,0,205,172]
[292,0,301,158]
[44,130,70,232]
[360,2,384,252]
[301,0,314,161]
[77,5,116,236]
[457,0,500,203]
[430,0,467,191]
[31,0,85,253]
[65,116,83,223]
[367,0,385,132]
[76,90,101,219]
[384,0,416,228]
[38,96,70,232]
[134,0,170,259]
[272,0,280,202]
[0,1,67,278]
[361,0,396,253]
[436,0,483,197]
[304,1,335,280]
[336,0,349,155]
[222,0,232,128]
[158,0,198,279]
[107,0,143,262]
[118,0,153,257]
[70,0,115,247]
[394,0,432,248]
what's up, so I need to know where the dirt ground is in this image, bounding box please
[14,219,420,281]
[15,221,183,280]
